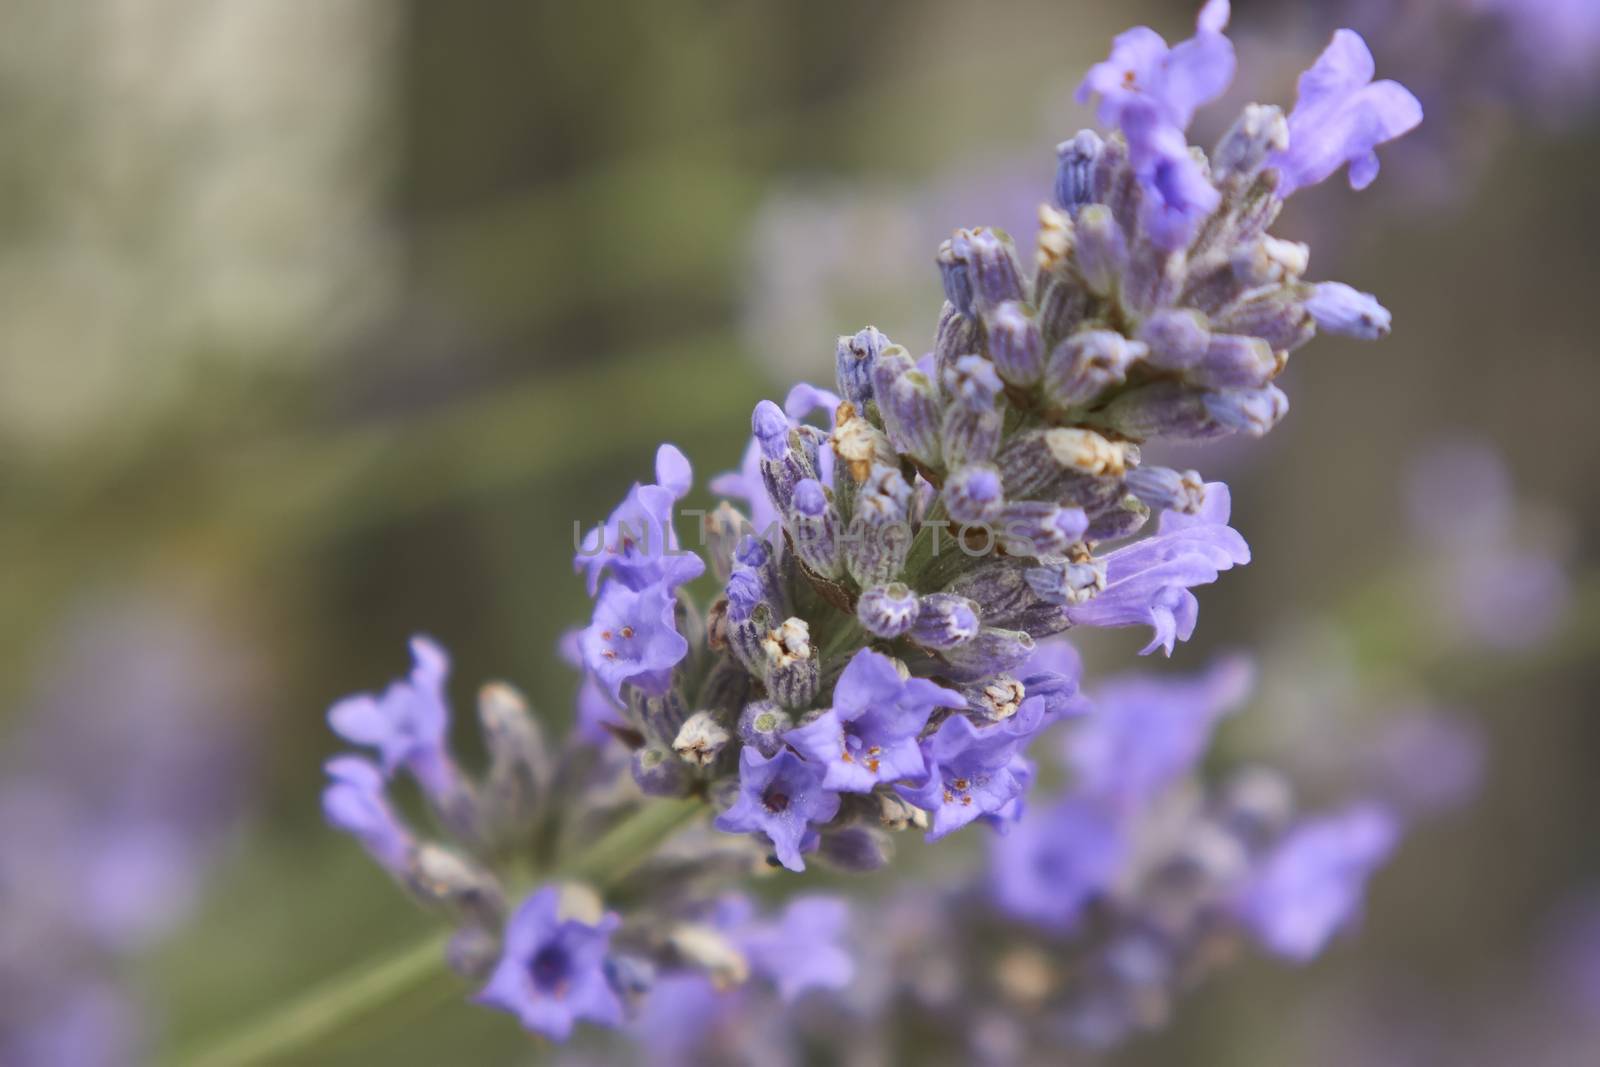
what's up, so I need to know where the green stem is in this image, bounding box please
[170,797,706,1067]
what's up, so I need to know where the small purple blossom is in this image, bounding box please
[1077,0,1234,132]
[580,580,688,699]
[786,649,965,792]
[898,698,1047,840]
[1070,656,1255,808]
[1065,482,1250,654]
[989,794,1124,930]
[576,444,705,596]
[727,895,856,1002]
[715,748,841,871]
[327,636,459,799]
[711,384,839,541]
[1270,29,1424,197]
[477,886,623,1040]
[320,756,413,874]
[1235,803,1400,962]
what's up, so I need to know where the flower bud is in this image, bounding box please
[953,226,1027,311]
[1054,129,1104,216]
[1045,427,1130,477]
[986,301,1045,386]
[477,682,548,838]
[934,301,982,376]
[790,478,843,578]
[1124,466,1206,515]
[835,325,890,409]
[1043,329,1146,409]
[911,593,982,648]
[1073,204,1126,295]
[702,502,751,582]
[968,675,1026,721]
[1138,311,1209,374]
[673,710,731,768]
[1212,103,1289,183]
[1203,385,1289,437]
[1084,494,1150,542]
[409,844,504,928]
[857,582,921,639]
[1025,555,1106,606]
[874,347,944,467]
[843,465,914,586]
[1000,501,1089,556]
[737,700,793,757]
[938,627,1038,681]
[830,401,899,483]
[1188,334,1279,390]
[937,238,975,315]
[763,618,820,709]
[1306,282,1391,339]
[632,744,692,797]
[943,463,1006,525]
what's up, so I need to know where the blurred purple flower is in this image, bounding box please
[328,635,459,799]
[1236,803,1400,961]
[989,795,1124,929]
[321,756,414,874]
[725,895,856,1002]
[1070,655,1256,808]
[1270,29,1423,197]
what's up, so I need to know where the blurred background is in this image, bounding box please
[1,0,1596,1063]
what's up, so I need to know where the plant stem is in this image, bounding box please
[170,797,706,1067]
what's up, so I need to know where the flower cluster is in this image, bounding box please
[324,0,1427,1049]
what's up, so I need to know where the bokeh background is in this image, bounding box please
[2,0,1597,1063]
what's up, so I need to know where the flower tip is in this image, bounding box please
[654,443,693,497]
[1198,0,1229,34]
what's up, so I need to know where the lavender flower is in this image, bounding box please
[898,698,1047,840]
[327,635,460,799]
[1064,483,1250,655]
[721,894,856,1002]
[321,756,414,875]
[715,748,841,871]
[1270,29,1424,197]
[1235,803,1400,961]
[989,794,1124,929]
[1070,656,1255,807]
[786,649,965,793]
[575,444,704,596]
[477,886,623,1040]
[581,580,689,699]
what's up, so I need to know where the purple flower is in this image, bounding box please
[1235,804,1400,962]
[1069,656,1255,809]
[580,580,688,700]
[728,895,856,1002]
[715,748,841,871]
[575,444,705,596]
[1077,1,1234,249]
[785,649,965,792]
[1065,481,1250,654]
[320,756,413,874]
[989,794,1124,930]
[327,636,459,799]
[897,699,1047,840]
[1270,29,1423,197]
[1077,0,1234,132]
[477,886,623,1041]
